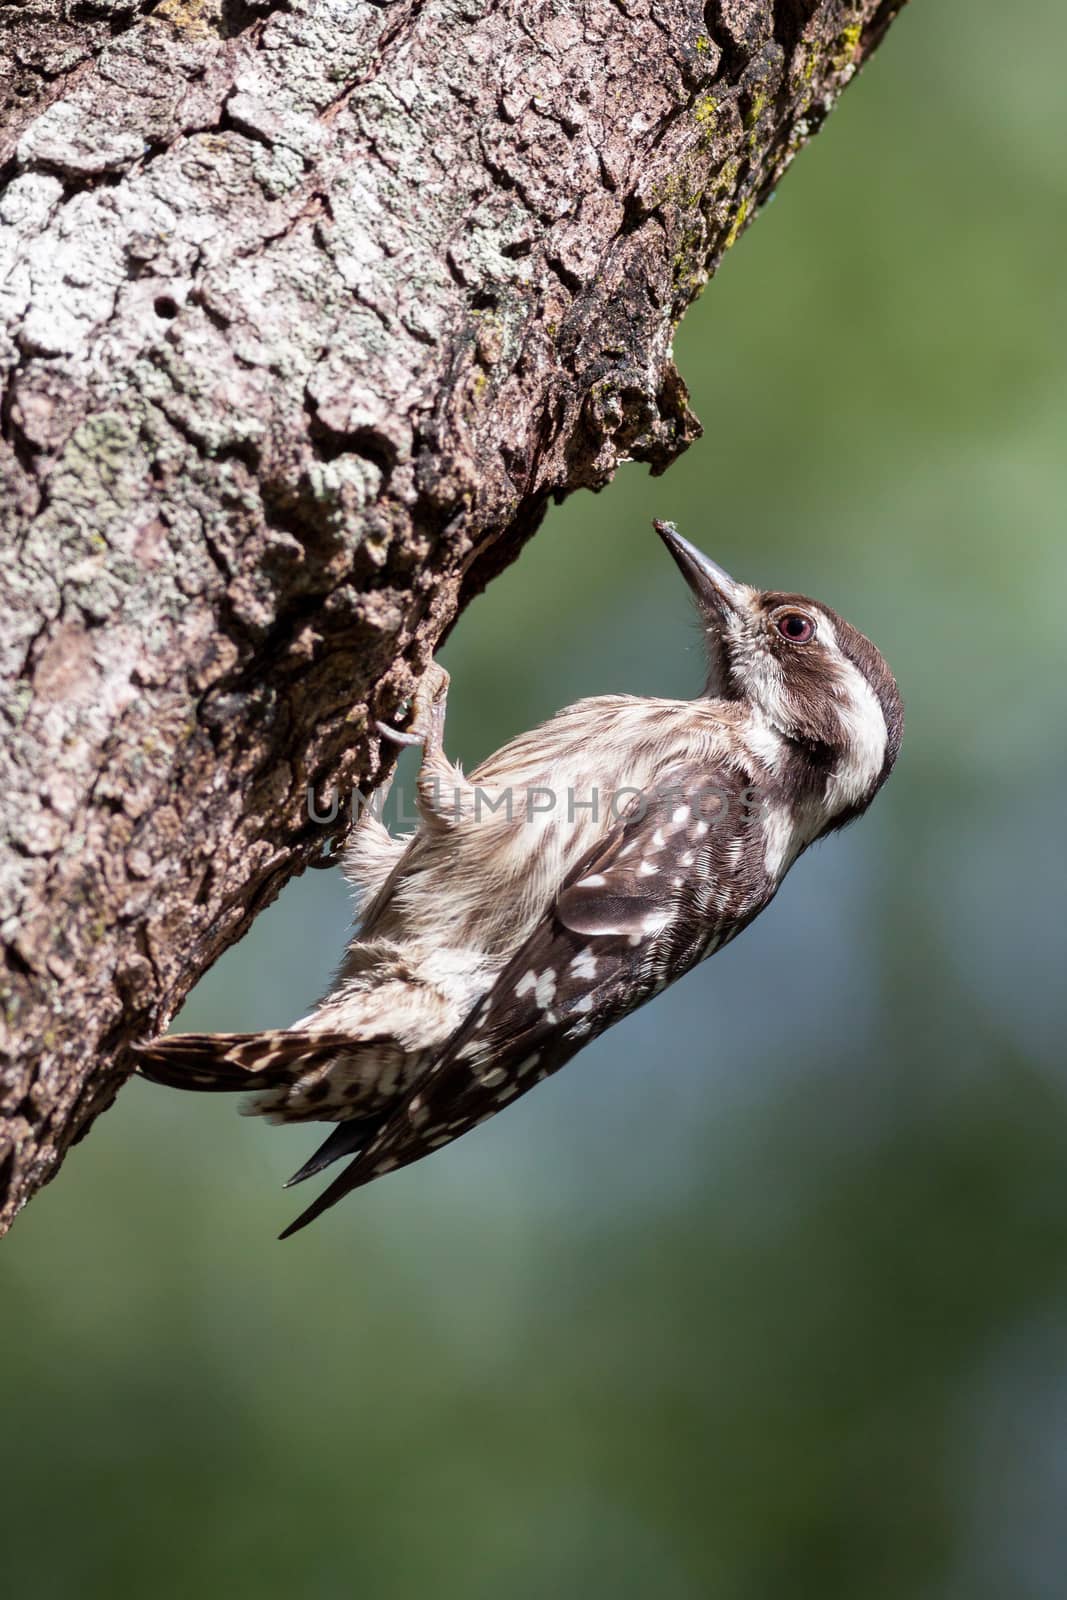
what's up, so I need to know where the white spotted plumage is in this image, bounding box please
[138,523,902,1236]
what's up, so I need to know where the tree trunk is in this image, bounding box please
[0,0,907,1233]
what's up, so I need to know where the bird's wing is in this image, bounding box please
[280,762,770,1236]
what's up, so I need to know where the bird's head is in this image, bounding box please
[655,520,903,826]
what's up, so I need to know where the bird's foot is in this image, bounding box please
[376,663,451,759]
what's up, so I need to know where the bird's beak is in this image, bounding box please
[653,521,746,623]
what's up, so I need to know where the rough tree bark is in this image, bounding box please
[0,0,907,1233]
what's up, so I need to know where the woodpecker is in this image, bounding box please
[138,522,903,1236]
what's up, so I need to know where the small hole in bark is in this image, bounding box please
[154,295,179,320]
[219,0,273,36]
[702,2,746,78]
[470,290,498,311]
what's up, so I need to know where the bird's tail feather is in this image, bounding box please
[282,1118,383,1188]
[135,1030,357,1093]
[137,1028,393,1220]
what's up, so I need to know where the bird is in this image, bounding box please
[137,521,903,1237]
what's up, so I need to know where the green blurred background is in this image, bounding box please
[5,3,1067,1593]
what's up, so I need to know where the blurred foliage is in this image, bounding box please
[5,3,1067,1594]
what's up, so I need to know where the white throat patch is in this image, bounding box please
[828,654,889,814]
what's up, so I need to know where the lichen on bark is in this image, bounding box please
[0,0,907,1233]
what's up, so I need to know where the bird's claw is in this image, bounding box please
[376,720,424,748]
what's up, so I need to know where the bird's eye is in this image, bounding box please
[775,611,815,644]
